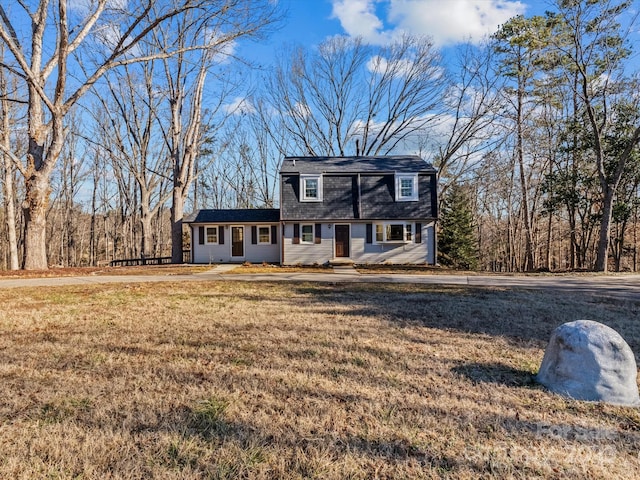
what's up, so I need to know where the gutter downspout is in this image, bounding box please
[190,225,194,264]
[433,219,438,266]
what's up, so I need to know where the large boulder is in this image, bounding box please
[537,320,640,406]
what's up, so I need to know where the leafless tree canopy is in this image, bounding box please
[0,0,279,269]
[0,0,639,272]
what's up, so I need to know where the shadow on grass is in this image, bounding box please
[287,283,640,355]
[451,362,538,388]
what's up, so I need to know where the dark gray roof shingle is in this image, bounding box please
[280,155,435,174]
[184,208,280,224]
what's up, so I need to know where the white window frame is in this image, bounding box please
[205,226,218,244]
[300,174,323,202]
[300,224,314,244]
[395,173,419,201]
[373,222,414,243]
[258,226,271,245]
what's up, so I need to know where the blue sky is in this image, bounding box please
[231,0,558,114]
[231,0,640,105]
[246,0,549,59]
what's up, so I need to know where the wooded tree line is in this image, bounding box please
[0,0,639,272]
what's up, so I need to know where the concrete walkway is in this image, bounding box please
[0,265,639,301]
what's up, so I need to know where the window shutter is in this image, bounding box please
[198,226,205,245]
[314,224,322,244]
[218,226,225,245]
[251,225,257,244]
[271,225,277,244]
[366,224,372,244]
[293,223,300,244]
[415,223,422,243]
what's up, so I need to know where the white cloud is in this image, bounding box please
[222,97,256,115]
[293,101,312,119]
[367,55,414,76]
[331,0,388,43]
[69,0,128,14]
[94,22,121,48]
[205,30,237,64]
[367,54,444,79]
[331,0,526,46]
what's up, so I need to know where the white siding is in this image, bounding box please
[192,225,280,264]
[282,221,435,265]
[282,223,333,265]
[351,222,433,264]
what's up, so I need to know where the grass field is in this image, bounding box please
[0,265,211,279]
[0,281,639,479]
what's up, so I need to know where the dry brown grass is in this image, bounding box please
[0,264,210,279]
[224,264,332,274]
[0,281,639,479]
[355,264,465,275]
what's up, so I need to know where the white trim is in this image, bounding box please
[395,173,419,201]
[257,226,271,245]
[300,174,323,202]
[300,223,314,244]
[205,226,219,244]
[230,225,245,258]
[373,222,414,243]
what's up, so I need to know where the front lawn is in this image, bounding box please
[0,281,638,479]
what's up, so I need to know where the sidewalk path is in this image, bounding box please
[0,267,639,301]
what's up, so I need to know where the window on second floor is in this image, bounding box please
[300,175,323,202]
[395,174,419,201]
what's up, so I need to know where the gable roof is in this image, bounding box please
[280,155,436,174]
[184,208,280,224]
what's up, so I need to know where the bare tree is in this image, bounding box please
[264,35,446,157]
[423,41,506,201]
[550,0,640,272]
[92,60,171,259]
[0,42,19,269]
[48,113,88,266]
[147,2,280,263]
[206,114,283,209]
[0,0,279,269]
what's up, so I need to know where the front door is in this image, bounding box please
[231,226,244,258]
[335,224,350,257]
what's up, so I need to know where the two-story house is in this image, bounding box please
[280,155,437,265]
[185,155,438,265]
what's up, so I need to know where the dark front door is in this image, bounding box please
[231,226,244,257]
[335,224,350,257]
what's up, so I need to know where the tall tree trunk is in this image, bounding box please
[22,172,50,269]
[89,152,100,266]
[0,77,18,270]
[595,186,615,272]
[171,187,185,263]
[140,191,153,259]
[516,64,535,271]
[568,210,577,270]
[2,155,19,270]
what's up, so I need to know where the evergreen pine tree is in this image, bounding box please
[438,184,479,270]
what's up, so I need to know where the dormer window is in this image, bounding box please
[300,174,323,202]
[395,173,419,201]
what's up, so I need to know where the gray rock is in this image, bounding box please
[537,320,640,406]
